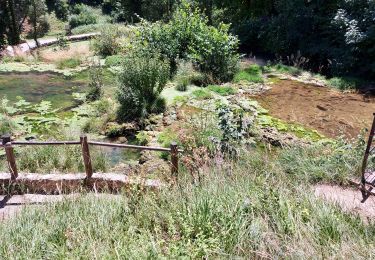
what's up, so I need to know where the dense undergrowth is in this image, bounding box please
[0,147,373,258]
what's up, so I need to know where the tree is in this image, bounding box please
[29,0,48,47]
[3,0,31,45]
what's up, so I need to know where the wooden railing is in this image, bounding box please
[0,134,181,182]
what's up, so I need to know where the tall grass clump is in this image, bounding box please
[278,138,365,184]
[234,64,264,83]
[328,77,359,90]
[3,145,108,173]
[116,51,170,122]
[55,57,81,69]
[0,148,374,258]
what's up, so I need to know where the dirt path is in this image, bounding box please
[315,184,375,222]
[254,80,375,138]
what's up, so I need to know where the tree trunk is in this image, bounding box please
[6,0,21,45]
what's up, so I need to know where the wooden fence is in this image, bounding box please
[0,134,181,182]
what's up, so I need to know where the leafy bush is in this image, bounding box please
[135,3,239,83]
[92,25,122,57]
[86,64,104,102]
[68,4,98,29]
[55,58,81,69]
[135,131,151,146]
[117,52,170,122]
[234,64,264,83]
[207,85,237,96]
[190,23,240,83]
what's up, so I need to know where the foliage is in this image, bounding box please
[135,2,239,82]
[86,63,104,102]
[0,144,373,258]
[234,64,264,83]
[0,97,63,136]
[278,137,365,184]
[189,22,239,83]
[215,102,254,157]
[328,77,359,90]
[264,63,302,77]
[116,52,170,122]
[71,23,105,34]
[207,85,236,96]
[175,77,189,92]
[135,131,151,146]
[10,144,108,173]
[92,24,123,57]
[105,55,124,67]
[55,58,81,69]
[68,4,98,29]
[192,89,212,100]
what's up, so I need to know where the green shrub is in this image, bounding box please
[135,3,239,83]
[86,64,104,102]
[117,52,170,122]
[192,89,212,100]
[190,23,240,83]
[234,64,264,83]
[135,131,151,146]
[328,77,359,90]
[105,55,124,67]
[92,25,122,57]
[207,85,237,96]
[55,58,81,69]
[68,5,98,29]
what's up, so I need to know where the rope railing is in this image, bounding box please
[1,134,181,183]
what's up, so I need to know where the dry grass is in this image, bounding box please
[38,41,93,63]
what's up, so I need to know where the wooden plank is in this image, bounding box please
[12,141,80,146]
[170,142,179,181]
[5,144,18,180]
[88,141,173,152]
[80,136,93,179]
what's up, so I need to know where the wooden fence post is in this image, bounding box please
[80,135,93,179]
[2,135,18,180]
[170,142,179,182]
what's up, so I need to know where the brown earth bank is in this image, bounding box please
[254,80,375,139]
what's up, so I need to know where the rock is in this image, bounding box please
[259,126,310,147]
[105,122,140,137]
[118,136,127,143]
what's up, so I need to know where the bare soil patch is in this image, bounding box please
[254,80,375,138]
[315,184,375,222]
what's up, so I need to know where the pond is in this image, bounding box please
[0,72,88,109]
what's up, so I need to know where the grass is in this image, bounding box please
[328,77,360,90]
[0,143,373,258]
[55,58,82,69]
[207,85,237,96]
[192,89,213,100]
[234,64,264,83]
[0,145,108,173]
[265,63,303,76]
